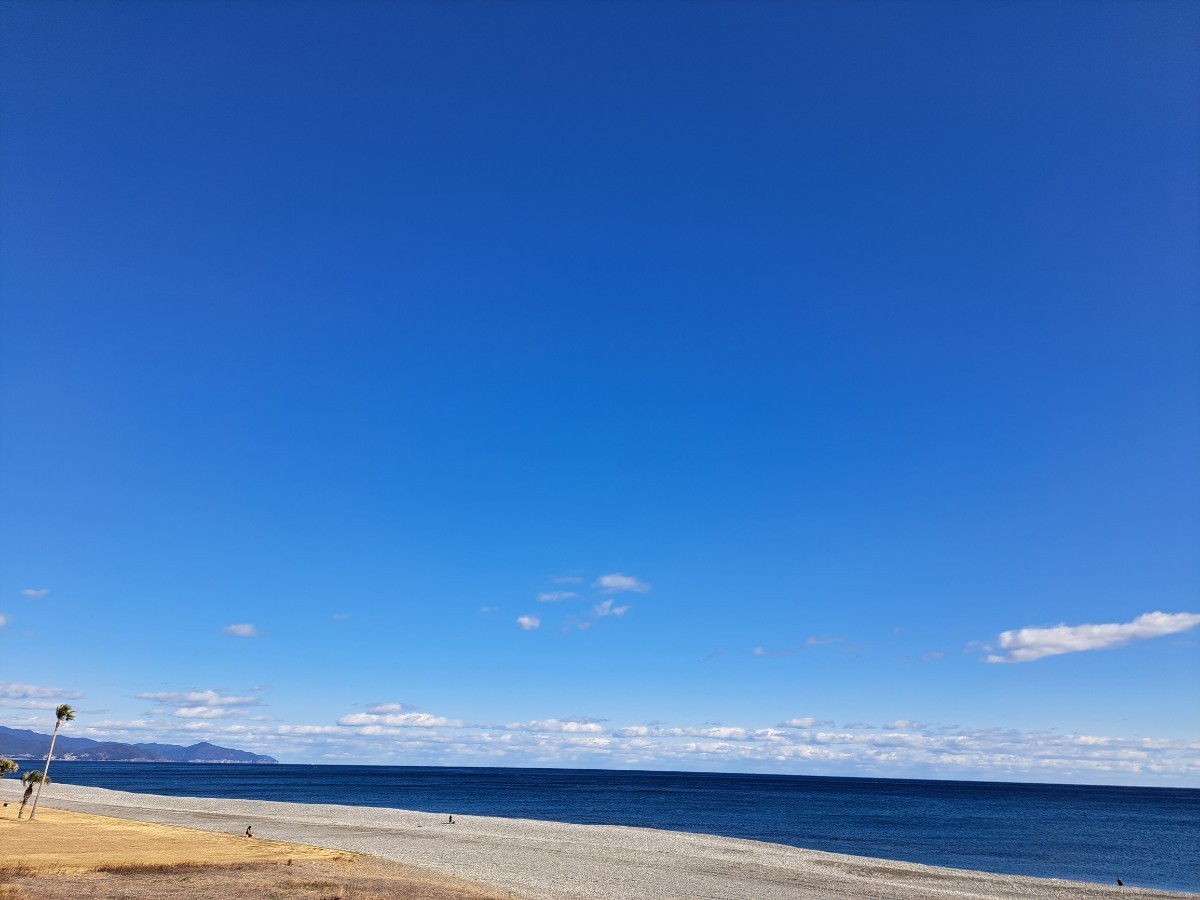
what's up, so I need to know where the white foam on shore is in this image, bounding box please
[2,779,1190,899]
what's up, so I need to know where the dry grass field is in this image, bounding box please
[0,805,518,900]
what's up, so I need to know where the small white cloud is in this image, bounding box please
[480,606,499,614]
[222,623,259,638]
[843,721,875,729]
[21,589,49,599]
[366,703,404,714]
[551,576,584,584]
[594,573,650,594]
[173,707,235,719]
[504,718,606,734]
[805,635,843,646]
[0,681,84,701]
[0,614,6,628]
[332,613,351,621]
[538,591,578,602]
[752,646,793,657]
[137,690,259,708]
[921,651,946,662]
[516,615,541,631]
[885,719,924,730]
[984,611,1200,664]
[592,599,630,617]
[781,717,833,728]
[338,711,463,728]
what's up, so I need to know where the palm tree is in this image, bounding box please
[0,758,17,777]
[28,703,74,821]
[18,770,47,819]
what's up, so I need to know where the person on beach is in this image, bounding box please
[448,815,454,824]
[246,825,254,838]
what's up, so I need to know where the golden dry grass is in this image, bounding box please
[0,805,518,900]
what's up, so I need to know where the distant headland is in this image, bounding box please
[0,725,277,764]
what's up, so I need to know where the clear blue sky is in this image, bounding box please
[2,0,1197,785]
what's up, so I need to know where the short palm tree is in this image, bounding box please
[0,758,17,777]
[28,703,74,821]
[18,770,47,819]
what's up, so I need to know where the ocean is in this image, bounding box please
[46,763,1199,893]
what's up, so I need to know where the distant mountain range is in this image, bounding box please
[0,726,277,764]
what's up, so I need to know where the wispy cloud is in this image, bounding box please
[137,689,261,721]
[0,681,84,701]
[503,718,606,734]
[222,623,260,638]
[516,615,541,631]
[0,614,6,628]
[984,611,1200,664]
[137,690,260,708]
[781,717,833,728]
[594,573,650,594]
[591,599,630,617]
[366,703,404,714]
[21,589,49,599]
[339,711,464,728]
[537,591,578,602]
[40,709,1200,784]
[551,576,584,584]
[752,646,793,657]
[332,613,351,621]
[805,635,843,646]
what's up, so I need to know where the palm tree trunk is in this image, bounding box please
[27,722,60,821]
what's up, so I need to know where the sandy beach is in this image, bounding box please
[1,779,1191,900]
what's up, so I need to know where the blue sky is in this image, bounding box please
[1,0,1198,785]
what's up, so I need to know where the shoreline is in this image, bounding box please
[2,780,1193,900]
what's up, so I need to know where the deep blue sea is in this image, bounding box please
[47,763,1199,893]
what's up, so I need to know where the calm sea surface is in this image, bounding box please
[47,763,1199,893]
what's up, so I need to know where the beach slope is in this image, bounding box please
[1,780,1190,900]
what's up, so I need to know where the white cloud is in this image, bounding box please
[592,599,630,617]
[173,707,236,719]
[594,573,650,594]
[516,615,541,631]
[805,635,843,646]
[551,576,583,584]
[332,613,351,621]
[338,711,464,728]
[0,614,6,628]
[21,589,49,599]
[885,720,924,730]
[366,703,404,714]
[504,718,606,734]
[0,681,84,701]
[538,591,578,602]
[781,717,833,728]
[222,623,260,638]
[43,709,1199,784]
[480,606,499,614]
[984,611,1200,664]
[752,646,793,657]
[137,690,260,708]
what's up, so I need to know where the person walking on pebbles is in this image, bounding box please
[245,825,255,838]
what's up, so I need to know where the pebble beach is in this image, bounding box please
[3,779,1192,900]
